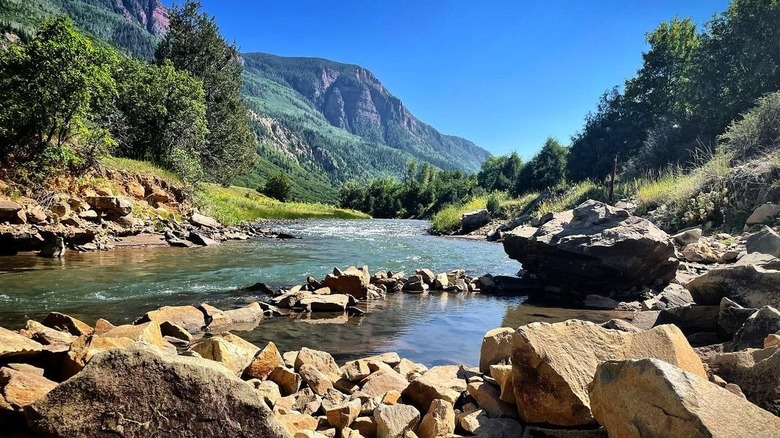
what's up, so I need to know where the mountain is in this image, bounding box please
[0,0,167,58]
[0,1,491,203]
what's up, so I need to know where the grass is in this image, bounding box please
[101,156,183,184]
[431,196,489,234]
[195,184,370,225]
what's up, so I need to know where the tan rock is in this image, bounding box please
[458,409,521,437]
[283,350,299,368]
[269,366,303,396]
[374,403,420,438]
[191,333,259,376]
[249,379,282,408]
[126,182,145,199]
[141,305,206,333]
[401,365,464,412]
[6,363,45,376]
[416,399,455,438]
[64,335,135,378]
[589,358,780,438]
[102,322,166,350]
[93,318,116,335]
[326,398,361,430]
[41,312,92,336]
[480,327,514,373]
[765,334,780,348]
[323,266,370,299]
[511,320,706,426]
[19,320,75,350]
[707,346,780,415]
[352,416,377,438]
[361,370,409,397]
[343,359,372,382]
[300,363,334,396]
[467,381,516,418]
[489,364,516,404]
[395,358,427,380]
[380,390,402,405]
[682,242,719,264]
[295,347,341,381]
[290,388,321,415]
[246,341,285,380]
[0,326,43,359]
[280,412,319,434]
[0,367,57,411]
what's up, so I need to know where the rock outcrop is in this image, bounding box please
[589,358,780,438]
[511,320,706,426]
[503,200,678,303]
[25,345,291,437]
[685,264,780,308]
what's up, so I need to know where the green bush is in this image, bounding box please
[720,91,780,163]
[262,172,293,202]
[486,193,501,213]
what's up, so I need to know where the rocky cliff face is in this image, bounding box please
[109,0,168,36]
[243,52,490,174]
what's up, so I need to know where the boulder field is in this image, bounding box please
[2,303,779,437]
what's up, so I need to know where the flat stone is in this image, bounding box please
[0,327,43,359]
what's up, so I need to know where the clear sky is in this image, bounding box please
[168,0,730,158]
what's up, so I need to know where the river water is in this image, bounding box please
[0,219,618,366]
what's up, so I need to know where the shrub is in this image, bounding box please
[486,193,501,214]
[261,172,292,202]
[720,91,780,163]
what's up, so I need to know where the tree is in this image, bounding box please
[109,58,208,183]
[0,16,116,183]
[517,138,568,193]
[156,1,255,185]
[262,172,292,202]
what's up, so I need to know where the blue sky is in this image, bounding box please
[169,1,730,158]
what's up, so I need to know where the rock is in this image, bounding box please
[0,327,42,360]
[416,399,455,438]
[746,203,780,225]
[746,225,780,257]
[63,335,135,377]
[654,304,720,336]
[26,206,47,224]
[395,358,426,380]
[190,212,221,229]
[735,251,780,270]
[708,346,780,415]
[732,306,780,350]
[299,363,334,395]
[489,364,516,404]
[279,412,318,433]
[458,410,521,437]
[299,294,350,312]
[589,358,780,438]
[189,231,221,246]
[374,404,420,438]
[479,327,514,373]
[102,322,167,350]
[401,365,465,413]
[672,228,702,245]
[19,320,75,350]
[682,242,720,263]
[222,302,264,325]
[503,200,678,302]
[461,209,490,232]
[85,196,132,216]
[600,319,642,333]
[766,334,780,348]
[0,199,22,221]
[269,366,302,396]
[323,267,370,299]
[38,235,64,258]
[467,381,516,418]
[432,273,449,290]
[511,320,706,426]
[246,341,285,380]
[42,312,93,336]
[657,283,694,308]
[191,333,260,376]
[342,359,372,382]
[361,370,409,397]
[583,294,619,310]
[0,366,57,415]
[351,416,377,438]
[251,379,282,408]
[325,399,361,430]
[140,305,206,334]
[521,426,607,438]
[717,297,758,338]
[26,345,290,437]
[686,264,780,308]
[295,347,341,381]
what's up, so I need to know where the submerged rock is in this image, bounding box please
[503,200,678,303]
[589,358,780,438]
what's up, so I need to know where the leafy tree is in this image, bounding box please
[262,172,293,202]
[517,138,568,193]
[0,16,116,183]
[108,58,208,183]
[156,0,255,185]
[477,152,523,193]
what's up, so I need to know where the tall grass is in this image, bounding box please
[430,196,489,234]
[101,156,183,184]
[195,184,370,225]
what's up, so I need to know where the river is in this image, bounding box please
[0,219,619,366]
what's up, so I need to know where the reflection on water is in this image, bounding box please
[0,219,621,366]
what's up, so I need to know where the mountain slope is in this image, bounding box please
[0,0,166,58]
[243,52,490,174]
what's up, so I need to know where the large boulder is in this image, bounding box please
[589,358,780,438]
[139,305,206,334]
[685,264,780,308]
[0,366,57,415]
[746,226,780,257]
[708,346,780,415]
[25,345,291,437]
[479,327,514,373]
[401,366,466,413]
[511,320,706,426]
[461,209,490,233]
[189,213,221,229]
[717,298,758,338]
[322,266,370,300]
[746,203,780,226]
[503,200,678,302]
[0,199,22,221]
[85,196,132,217]
[0,327,43,359]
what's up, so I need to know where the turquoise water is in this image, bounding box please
[0,219,617,366]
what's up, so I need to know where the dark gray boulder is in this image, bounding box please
[717,297,758,339]
[461,209,490,233]
[685,264,780,308]
[746,226,780,257]
[24,345,291,438]
[732,306,780,351]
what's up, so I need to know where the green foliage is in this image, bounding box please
[0,16,116,184]
[261,172,293,202]
[486,193,501,214]
[156,1,255,185]
[107,58,208,184]
[517,138,568,193]
[720,91,780,162]
[477,152,523,193]
[430,197,488,234]
[196,184,369,225]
